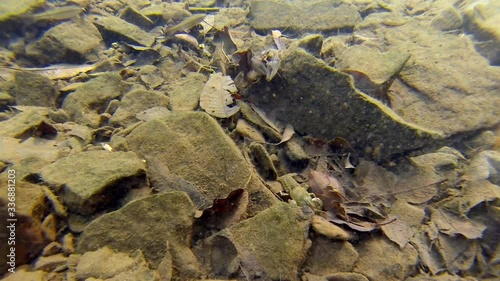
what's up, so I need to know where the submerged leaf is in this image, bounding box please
[381,215,413,249]
[276,124,295,145]
[431,208,486,239]
[199,73,240,118]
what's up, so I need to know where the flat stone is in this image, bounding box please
[77,192,196,268]
[14,71,55,107]
[168,72,206,111]
[126,111,277,209]
[353,236,418,281]
[91,15,156,47]
[249,0,361,33]
[304,237,359,275]
[40,150,146,215]
[462,0,500,65]
[247,47,443,158]
[110,89,169,127]
[380,19,500,135]
[0,178,50,273]
[25,19,104,64]
[0,0,45,22]
[62,73,126,127]
[76,247,159,281]
[206,203,310,281]
[431,7,463,31]
[0,107,52,139]
[335,45,410,103]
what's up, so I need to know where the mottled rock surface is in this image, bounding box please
[14,71,55,107]
[200,203,310,281]
[25,19,104,64]
[0,0,44,21]
[0,178,50,273]
[249,0,361,33]
[77,192,196,269]
[40,150,146,214]
[76,247,159,281]
[110,89,169,127]
[247,47,443,158]
[126,112,278,212]
[91,15,156,47]
[62,73,126,127]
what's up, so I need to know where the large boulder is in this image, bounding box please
[247,46,443,158]
[125,112,278,213]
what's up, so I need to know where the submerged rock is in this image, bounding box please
[91,14,156,47]
[0,178,50,273]
[247,46,443,158]
[249,0,361,33]
[126,112,278,213]
[14,71,55,107]
[62,73,126,127]
[77,192,196,269]
[76,247,159,281]
[110,89,169,127]
[0,0,45,22]
[25,19,104,64]
[40,150,147,215]
[198,203,310,280]
[335,45,410,104]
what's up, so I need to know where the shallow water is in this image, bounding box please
[0,0,499,280]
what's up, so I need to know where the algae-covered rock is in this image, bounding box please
[202,203,310,280]
[247,47,443,158]
[335,45,410,103]
[249,0,361,33]
[0,0,44,22]
[353,236,418,281]
[91,14,156,47]
[25,19,104,64]
[462,0,500,65]
[76,247,159,281]
[62,73,126,127]
[14,71,55,107]
[0,106,52,139]
[110,89,169,127]
[40,150,147,215]
[168,72,206,111]
[126,111,278,211]
[77,192,196,268]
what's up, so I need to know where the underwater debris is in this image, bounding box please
[199,72,240,118]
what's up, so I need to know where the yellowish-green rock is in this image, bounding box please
[0,0,45,22]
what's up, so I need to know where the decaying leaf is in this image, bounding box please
[276,124,295,145]
[431,207,486,239]
[309,170,346,212]
[249,104,281,133]
[199,73,240,118]
[193,189,248,241]
[381,215,413,249]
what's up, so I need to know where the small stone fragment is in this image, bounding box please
[34,253,68,272]
[41,213,58,242]
[236,119,266,143]
[62,233,76,256]
[91,15,156,47]
[42,242,63,257]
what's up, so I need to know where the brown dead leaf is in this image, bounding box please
[193,189,248,241]
[326,211,377,232]
[381,215,413,249]
[431,207,486,239]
